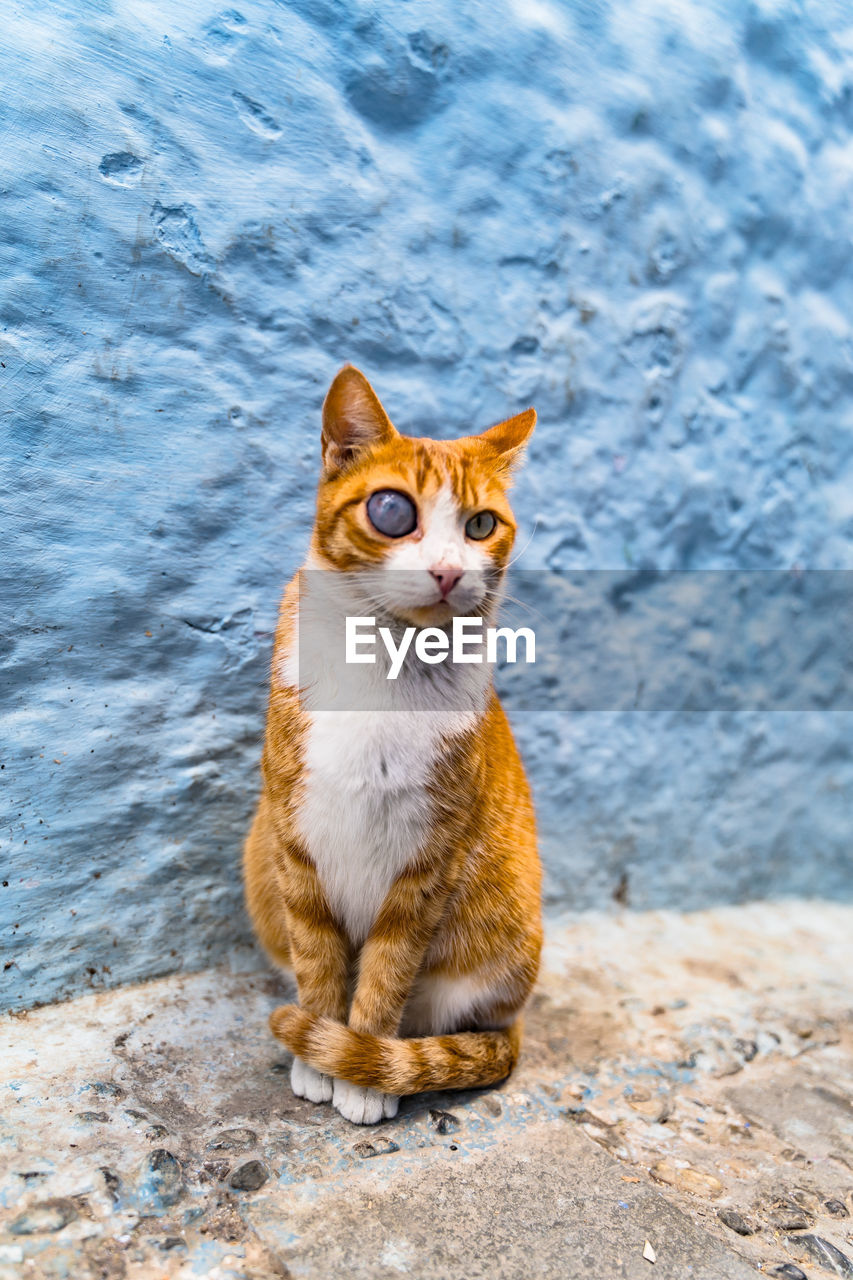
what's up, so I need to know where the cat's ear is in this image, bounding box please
[321,365,397,475]
[477,407,537,471]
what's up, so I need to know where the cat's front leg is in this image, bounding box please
[329,849,458,1123]
[332,1079,399,1125]
[348,849,458,1040]
[290,1055,333,1103]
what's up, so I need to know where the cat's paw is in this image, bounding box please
[290,1056,333,1104]
[332,1079,399,1125]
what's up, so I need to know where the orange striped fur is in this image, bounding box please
[244,365,542,1124]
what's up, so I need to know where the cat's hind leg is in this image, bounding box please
[243,794,292,969]
[245,801,335,1105]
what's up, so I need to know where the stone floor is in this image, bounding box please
[2,901,852,1280]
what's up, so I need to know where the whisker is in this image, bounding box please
[491,592,550,626]
[504,518,540,571]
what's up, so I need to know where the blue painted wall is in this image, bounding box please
[3,0,852,1009]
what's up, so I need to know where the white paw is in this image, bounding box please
[290,1057,333,1103]
[333,1079,399,1125]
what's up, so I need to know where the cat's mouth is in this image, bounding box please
[342,566,495,632]
[384,582,490,629]
[398,600,463,628]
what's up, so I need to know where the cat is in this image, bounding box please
[243,364,542,1124]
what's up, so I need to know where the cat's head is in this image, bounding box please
[310,365,535,627]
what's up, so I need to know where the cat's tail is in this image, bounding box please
[269,1004,522,1095]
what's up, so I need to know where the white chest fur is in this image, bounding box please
[294,709,440,944]
[280,562,491,945]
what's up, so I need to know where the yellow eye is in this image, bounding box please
[465,511,497,540]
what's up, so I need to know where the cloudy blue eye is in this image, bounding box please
[465,511,497,540]
[366,489,418,538]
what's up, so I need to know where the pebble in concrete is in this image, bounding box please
[352,1139,400,1159]
[717,1208,755,1236]
[98,1168,120,1205]
[83,1081,124,1099]
[158,1236,185,1251]
[650,1159,723,1198]
[428,1109,460,1135]
[137,1149,183,1209]
[625,1086,673,1123]
[786,1235,853,1278]
[9,1199,78,1235]
[770,1198,813,1231]
[790,1189,821,1216]
[207,1128,258,1151]
[228,1161,268,1192]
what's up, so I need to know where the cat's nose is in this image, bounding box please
[430,568,463,598]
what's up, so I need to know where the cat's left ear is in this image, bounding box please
[477,407,537,471]
[321,365,397,476]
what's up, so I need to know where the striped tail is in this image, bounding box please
[269,1004,522,1095]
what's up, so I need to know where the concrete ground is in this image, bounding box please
[2,902,852,1280]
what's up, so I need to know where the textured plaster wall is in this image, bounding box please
[3,0,853,1010]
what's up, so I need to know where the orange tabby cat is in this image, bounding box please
[244,365,542,1124]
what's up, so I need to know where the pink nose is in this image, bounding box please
[430,568,463,598]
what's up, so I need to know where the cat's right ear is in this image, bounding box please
[321,365,397,476]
